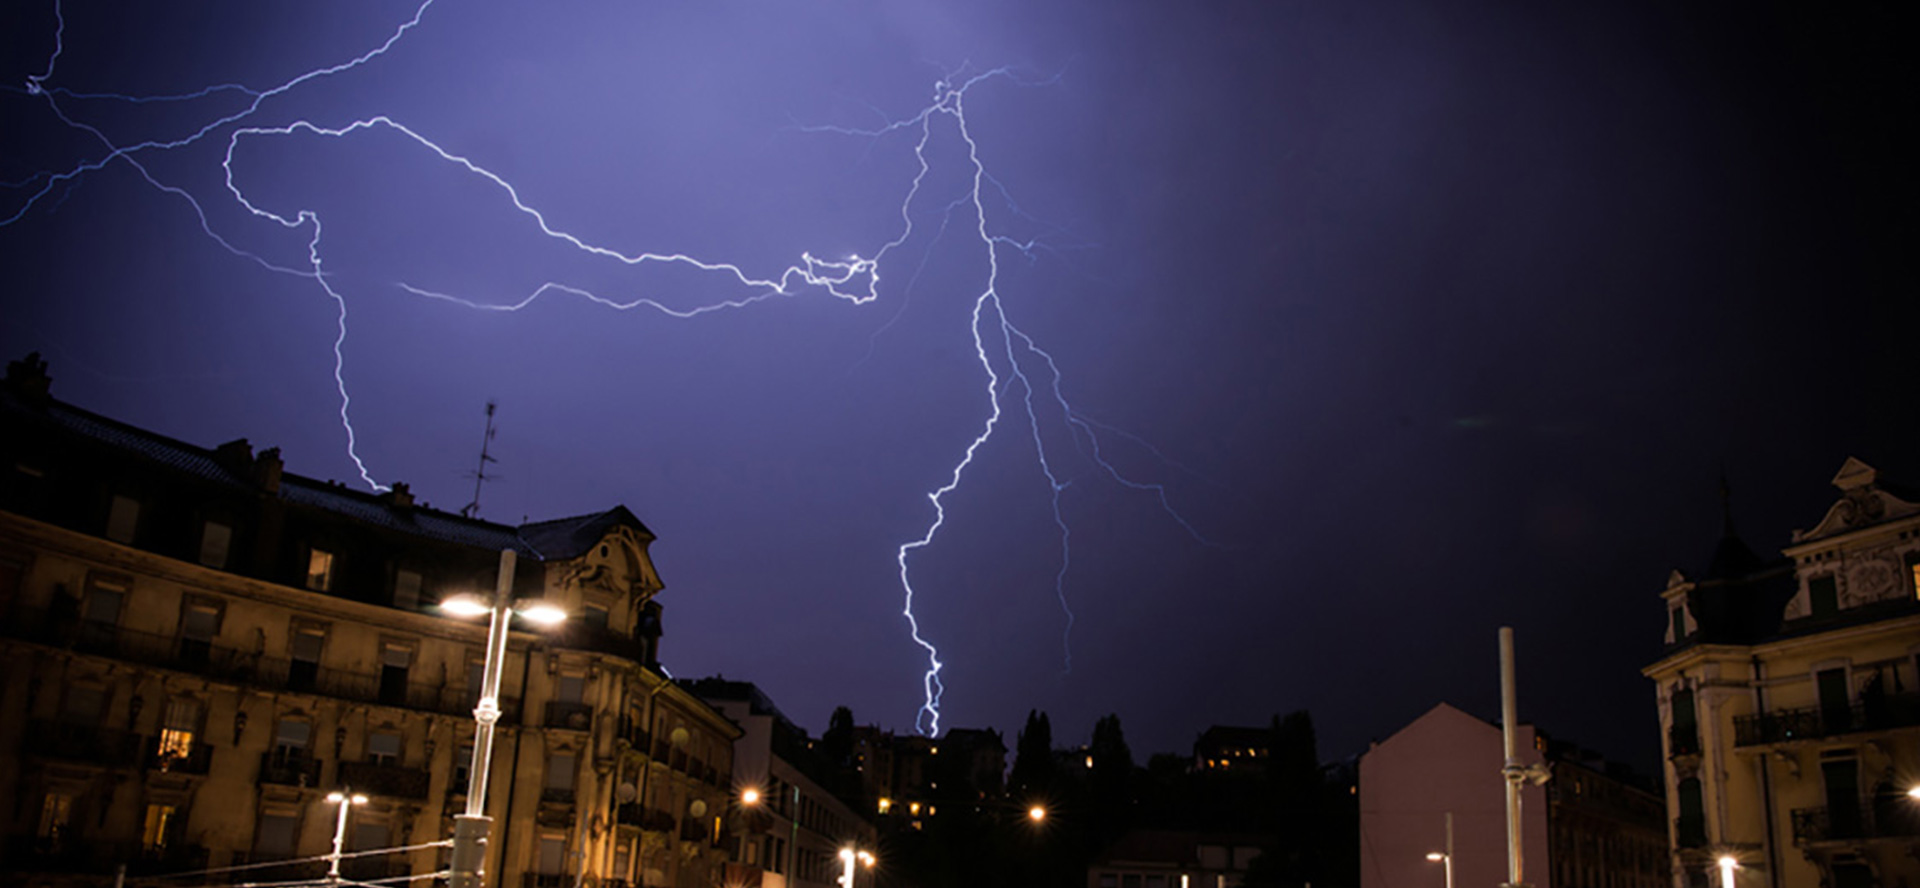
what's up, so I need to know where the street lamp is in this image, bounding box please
[1717,855,1738,888]
[1027,804,1047,824]
[837,846,875,888]
[444,550,568,888]
[1424,812,1453,888]
[324,790,368,885]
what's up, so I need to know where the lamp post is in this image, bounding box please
[445,550,567,888]
[836,846,875,888]
[1424,811,1453,888]
[324,790,368,885]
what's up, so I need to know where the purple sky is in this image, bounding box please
[2,0,1906,769]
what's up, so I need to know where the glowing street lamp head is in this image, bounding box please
[1426,853,1445,862]
[740,788,761,806]
[326,791,369,805]
[514,600,567,626]
[839,848,854,863]
[859,851,875,868]
[1909,785,1920,800]
[439,594,492,618]
[1028,804,1047,823]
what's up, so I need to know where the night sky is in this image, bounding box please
[2,0,1908,772]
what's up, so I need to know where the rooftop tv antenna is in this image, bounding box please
[461,401,500,518]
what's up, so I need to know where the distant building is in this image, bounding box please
[849,724,1005,826]
[682,677,874,888]
[1359,702,1665,888]
[1192,726,1271,774]
[0,353,740,888]
[1086,829,1266,888]
[1643,459,1920,888]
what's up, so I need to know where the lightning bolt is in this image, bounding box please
[4,4,1218,737]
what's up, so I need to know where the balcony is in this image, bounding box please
[1735,693,1920,746]
[1792,803,1920,844]
[545,700,594,731]
[2,606,524,721]
[146,738,215,775]
[258,750,322,787]
[2,836,210,876]
[1667,724,1701,758]
[338,760,430,800]
[614,803,676,832]
[540,786,577,805]
[22,719,143,768]
[1675,814,1707,849]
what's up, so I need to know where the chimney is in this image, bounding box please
[4,352,52,403]
[255,447,283,494]
[384,482,416,511]
[214,438,254,474]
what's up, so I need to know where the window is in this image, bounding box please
[255,812,298,858]
[290,627,325,691]
[157,698,200,759]
[1818,667,1852,732]
[378,643,413,705]
[558,674,586,704]
[1670,688,1698,754]
[394,569,422,610]
[1809,575,1839,619]
[107,494,140,543]
[274,719,311,758]
[199,521,232,568]
[37,792,72,845]
[465,656,487,706]
[80,581,124,646]
[452,743,474,792]
[1908,551,1920,601]
[546,752,576,791]
[142,803,179,852]
[307,548,334,591]
[368,731,402,766]
[580,603,609,630]
[179,602,220,664]
[536,835,567,875]
[62,685,106,725]
[613,839,632,881]
[1676,778,1706,847]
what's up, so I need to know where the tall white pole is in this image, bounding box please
[451,549,518,888]
[1499,627,1526,888]
[1443,811,1454,888]
[328,793,354,883]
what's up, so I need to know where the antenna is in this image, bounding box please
[461,401,500,518]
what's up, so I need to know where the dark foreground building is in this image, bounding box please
[0,353,740,888]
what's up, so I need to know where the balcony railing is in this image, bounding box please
[1792,803,1920,843]
[545,700,594,731]
[147,738,215,775]
[22,719,143,768]
[4,605,522,721]
[258,750,323,787]
[1676,814,1707,849]
[614,803,676,832]
[1735,693,1920,746]
[338,760,430,800]
[540,786,577,805]
[2,836,211,876]
[1667,724,1701,758]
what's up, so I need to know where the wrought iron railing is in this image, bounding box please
[258,750,322,787]
[22,719,143,768]
[1791,803,1920,843]
[338,760,431,800]
[1734,693,1920,746]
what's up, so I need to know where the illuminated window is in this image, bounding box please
[37,793,72,843]
[107,494,140,543]
[1907,552,1920,600]
[142,803,178,851]
[307,549,334,591]
[158,698,200,760]
[199,521,232,568]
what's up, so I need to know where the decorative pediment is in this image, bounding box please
[557,525,663,602]
[1792,459,1920,543]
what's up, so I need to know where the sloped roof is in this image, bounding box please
[519,505,654,559]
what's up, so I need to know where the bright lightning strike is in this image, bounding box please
[5,3,1218,737]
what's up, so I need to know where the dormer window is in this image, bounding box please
[307,548,335,591]
[199,521,232,569]
[394,569,422,610]
[1809,575,1839,619]
[106,495,140,544]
